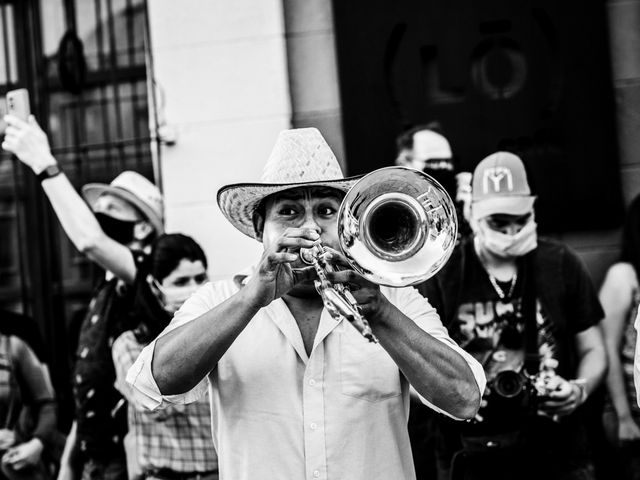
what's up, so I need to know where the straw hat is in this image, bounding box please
[82,171,165,234]
[217,128,359,239]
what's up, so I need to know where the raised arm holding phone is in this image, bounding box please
[2,91,165,480]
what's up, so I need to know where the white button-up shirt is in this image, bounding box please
[127,278,485,480]
[634,309,640,407]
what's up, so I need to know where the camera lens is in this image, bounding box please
[493,370,526,398]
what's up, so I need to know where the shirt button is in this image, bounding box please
[75,374,82,384]
[313,470,320,478]
[309,379,316,386]
[80,347,89,358]
[90,314,99,324]
[310,422,317,430]
[86,389,95,399]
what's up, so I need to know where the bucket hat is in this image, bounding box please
[82,171,164,234]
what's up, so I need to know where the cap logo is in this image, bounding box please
[483,167,513,194]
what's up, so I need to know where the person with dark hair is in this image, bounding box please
[419,152,606,480]
[2,115,164,480]
[127,128,485,480]
[0,311,47,365]
[0,333,57,480]
[601,194,640,479]
[112,234,217,480]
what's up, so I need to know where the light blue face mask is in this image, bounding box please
[473,216,538,258]
[148,276,200,314]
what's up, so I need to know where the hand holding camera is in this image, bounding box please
[537,375,585,418]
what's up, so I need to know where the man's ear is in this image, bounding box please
[252,213,265,242]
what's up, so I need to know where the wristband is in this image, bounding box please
[36,164,62,182]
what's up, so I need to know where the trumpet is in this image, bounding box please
[300,166,458,342]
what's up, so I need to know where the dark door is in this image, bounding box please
[333,0,623,233]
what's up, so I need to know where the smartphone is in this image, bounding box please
[6,88,30,121]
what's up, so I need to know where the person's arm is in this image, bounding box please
[56,421,77,480]
[326,267,483,420]
[574,325,608,402]
[539,325,607,416]
[600,264,640,440]
[2,115,136,284]
[11,337,57,448]
[1,337,57,471]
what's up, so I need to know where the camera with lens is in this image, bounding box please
[487,359,558,414]
[492,369,532,400]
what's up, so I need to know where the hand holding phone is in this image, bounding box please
[2,93,56,173]
[6,88,30,122]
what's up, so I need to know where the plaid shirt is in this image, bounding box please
[112,330,217,473]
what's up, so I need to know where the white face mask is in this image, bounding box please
[473,215,538,258]
[150,277,200,314]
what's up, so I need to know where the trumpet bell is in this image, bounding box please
[339,166,457,287]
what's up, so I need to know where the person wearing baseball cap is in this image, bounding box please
[419,151,606,480]
[127,127,485,480]
[3,114,165,480]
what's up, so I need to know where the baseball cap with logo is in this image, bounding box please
[471,151,536,220]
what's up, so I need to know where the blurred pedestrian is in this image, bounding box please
[395,124,472,239]
[419,152,607,480]
[601,194,640,479]
[2,114,164,480]
[112,234,217,480]
[0,333,57,480]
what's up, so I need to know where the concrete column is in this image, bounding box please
[146,0,292,279]
[282,0,346,169]
[608,0,640,204]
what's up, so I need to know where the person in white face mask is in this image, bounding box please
[110,234,218,480]
[416,152,607,480]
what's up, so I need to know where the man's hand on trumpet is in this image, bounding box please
[320,246,393,322]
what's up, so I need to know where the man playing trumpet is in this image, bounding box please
[127,128,485,480]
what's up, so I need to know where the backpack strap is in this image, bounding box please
[521,252,539,376]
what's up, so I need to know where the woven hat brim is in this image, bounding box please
[82,183,165,235]
[217,177,362,239]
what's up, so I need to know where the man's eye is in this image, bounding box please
[319,206,337,216]
[278,207,298,215]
